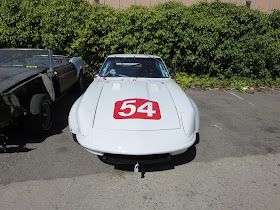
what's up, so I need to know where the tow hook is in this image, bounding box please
[134,162,146,178]
[0,134,8,152]
[134,162,139,172]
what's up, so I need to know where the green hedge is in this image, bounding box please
[0,0,279,80]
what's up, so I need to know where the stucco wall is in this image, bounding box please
[87,0,280,13]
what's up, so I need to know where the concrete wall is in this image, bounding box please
[87,0,280,14]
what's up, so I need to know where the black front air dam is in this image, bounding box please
[99,153,172,165]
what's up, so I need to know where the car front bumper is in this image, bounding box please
[76,128,197,157]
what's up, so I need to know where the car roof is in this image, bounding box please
[107,54,161,59]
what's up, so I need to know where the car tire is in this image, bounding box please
[75,72,86,92]
[72,133,79,143]
[24,94,53,135]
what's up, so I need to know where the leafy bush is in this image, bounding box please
[175,72,280,92]
[0,0,94,53]
[0,0,279,83]
[66,4,116,73]
[269,9,280,29]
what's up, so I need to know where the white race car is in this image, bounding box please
[69,54,199,165]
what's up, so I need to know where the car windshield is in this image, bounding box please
[0,49,50,69]
[99,57,169,78]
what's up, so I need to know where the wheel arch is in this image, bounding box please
[69,57,85,79]
[6,75,54,112]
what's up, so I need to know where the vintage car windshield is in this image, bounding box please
[99,57,169,78]
[0,49,50,69]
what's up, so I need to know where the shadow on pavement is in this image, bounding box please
[114,146,196,173]
[112,134,200,177]
[0,90,82,153]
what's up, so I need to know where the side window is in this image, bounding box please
[100,60,112,76]
[156,61,168,78]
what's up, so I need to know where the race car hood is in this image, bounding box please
[93,78,181,131]
[0,67,45,93]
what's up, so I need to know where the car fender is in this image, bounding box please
[40,74,55,101]
[69,79,104,136]
[3,74,55,102]
[69,57,85,79]
[68,94,83,134]
[189,97,200,133]
[166,79,199,136]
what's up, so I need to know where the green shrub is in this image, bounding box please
[0,0,279,83]
[269,9,280,29]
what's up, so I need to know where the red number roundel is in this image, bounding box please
[113,98,161,120]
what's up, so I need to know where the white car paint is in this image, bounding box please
[69,54,199,157]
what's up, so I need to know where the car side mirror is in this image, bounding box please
[93,70,99,78]
[169,71,176,78]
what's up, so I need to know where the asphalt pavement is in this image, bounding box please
[0,89,279,209]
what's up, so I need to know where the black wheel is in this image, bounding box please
[72,133,79,143]
[24,94,53,135]
[75,72,86,92]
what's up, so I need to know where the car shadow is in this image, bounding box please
[114,146,196,172]
[112,134,200,177]
[0,90,83,153]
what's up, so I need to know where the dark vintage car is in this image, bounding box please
[0,49,85,148]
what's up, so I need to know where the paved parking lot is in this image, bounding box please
[0,89,279,209]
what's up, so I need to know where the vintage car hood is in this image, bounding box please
[93,78,181,131]
[0,67,45,93]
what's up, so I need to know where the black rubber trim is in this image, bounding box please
[99,153,172,165]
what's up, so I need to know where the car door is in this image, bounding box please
[54,63,77,94]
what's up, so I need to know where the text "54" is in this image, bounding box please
[113,98,161,120]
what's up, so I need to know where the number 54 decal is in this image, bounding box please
[114,98,161,120]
